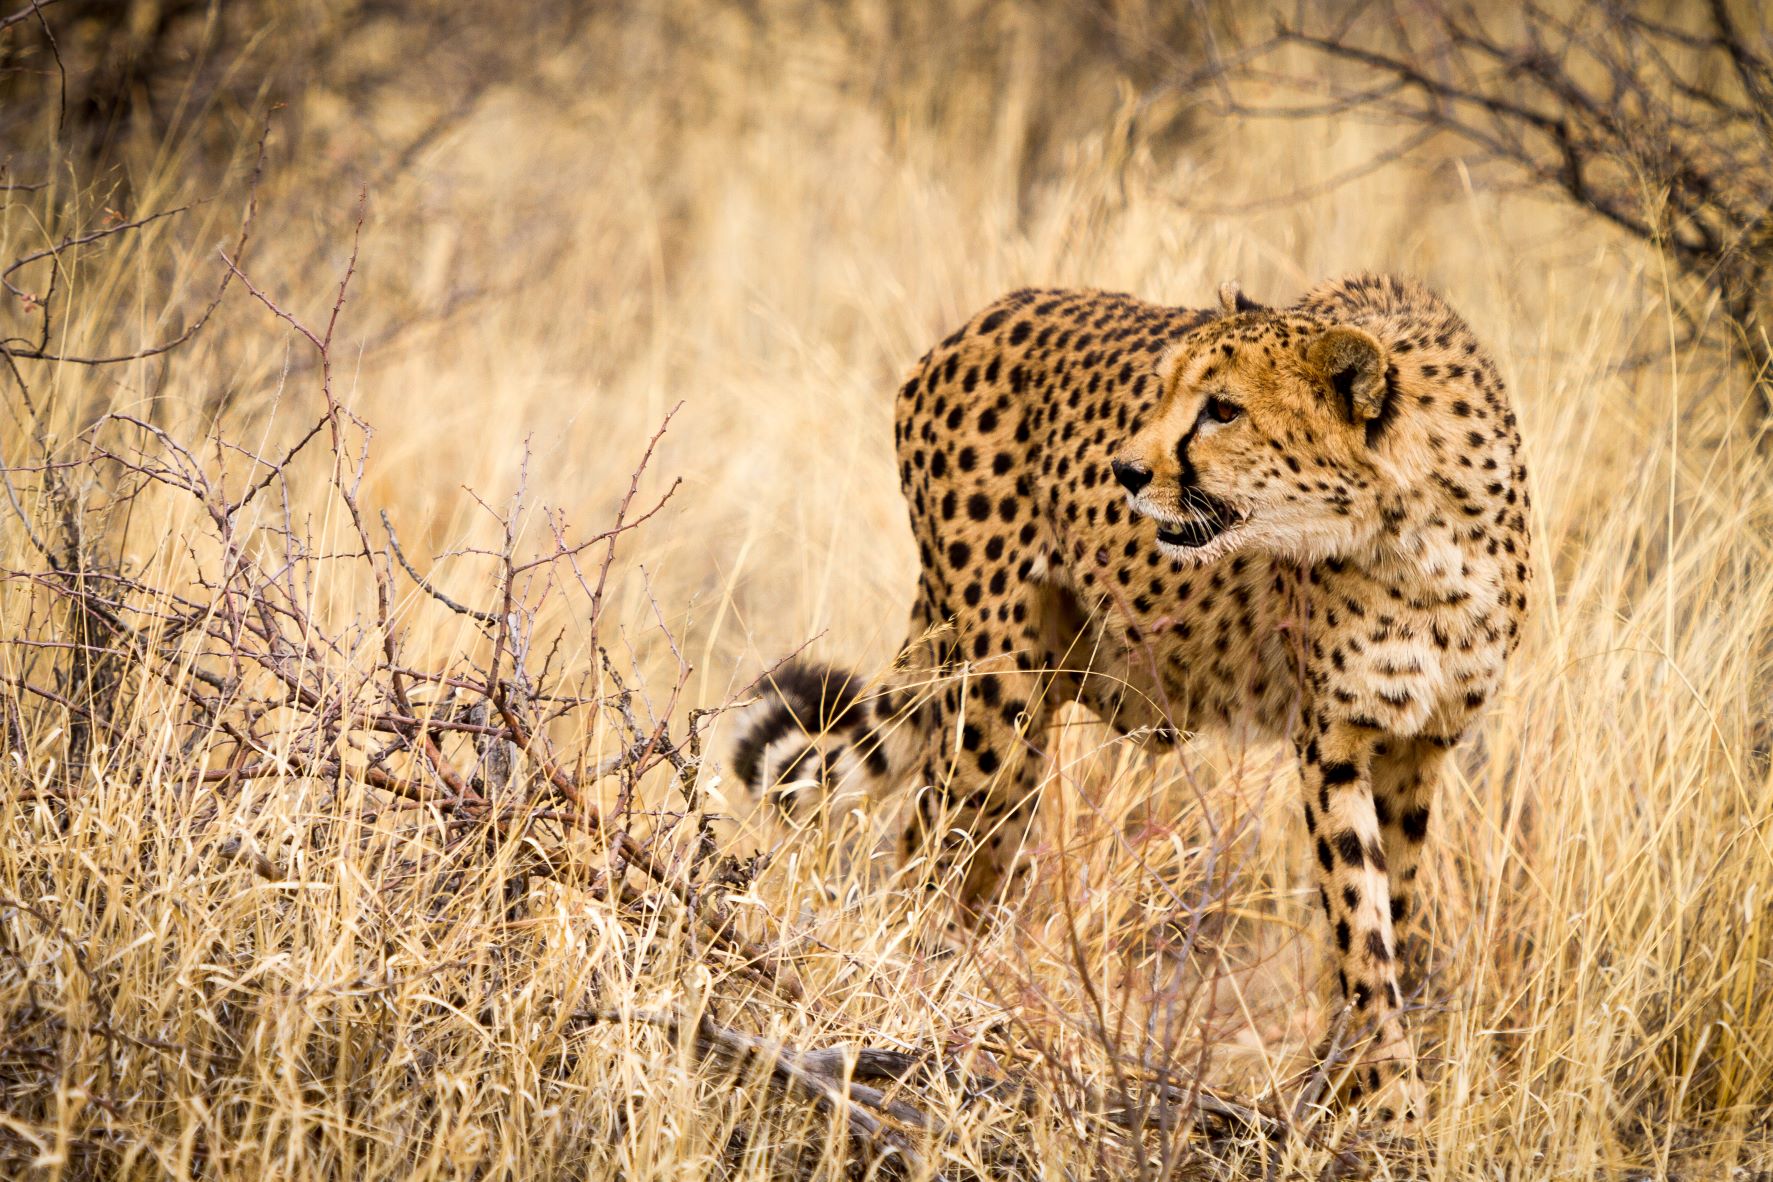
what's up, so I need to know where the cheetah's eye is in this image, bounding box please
[1207,396,1242,424]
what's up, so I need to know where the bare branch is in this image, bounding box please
[0,0,60,36]
[1239,0,1772,414]
[381,510,500,624]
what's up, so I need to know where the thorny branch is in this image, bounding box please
[1206,0,1773,415]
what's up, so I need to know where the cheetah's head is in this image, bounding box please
[1112,308,1392,565]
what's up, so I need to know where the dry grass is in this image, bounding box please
[2,3,1771,1178]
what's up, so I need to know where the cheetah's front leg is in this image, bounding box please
[1371,737,1450,955]
[1298,720,1423,1120]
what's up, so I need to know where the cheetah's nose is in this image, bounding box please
[1112,459,1152,495]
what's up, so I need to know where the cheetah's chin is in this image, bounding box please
[1155,529,1248,566]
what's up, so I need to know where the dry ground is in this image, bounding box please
[2,3,1770,1179]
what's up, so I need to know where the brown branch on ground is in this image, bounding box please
[567,1003,1292,1180]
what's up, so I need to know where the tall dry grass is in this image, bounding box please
[2,3,1770,1178]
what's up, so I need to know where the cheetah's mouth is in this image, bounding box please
[1156,519,1226,548]
[1152,490,1244,550]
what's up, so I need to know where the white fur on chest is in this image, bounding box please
[1313,547,1508,736]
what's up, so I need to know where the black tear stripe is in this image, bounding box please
[1174,434,1198,488]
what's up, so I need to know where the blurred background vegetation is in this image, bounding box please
[2,1,1771,1179]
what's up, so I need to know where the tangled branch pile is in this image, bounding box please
[0,141,833,1169]
[1233,0,1773,416]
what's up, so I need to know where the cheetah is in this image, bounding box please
[734,273,1531,1116]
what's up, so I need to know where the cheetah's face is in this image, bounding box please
[1112,317,1392,565]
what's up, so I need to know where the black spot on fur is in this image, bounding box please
[1401,805,1430,842]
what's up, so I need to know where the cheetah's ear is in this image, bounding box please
[1307,325,1389,424]
[1217,280,1266,316]
[1155,342,1187,391]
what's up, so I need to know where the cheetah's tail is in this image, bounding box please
[730,660,903,816]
